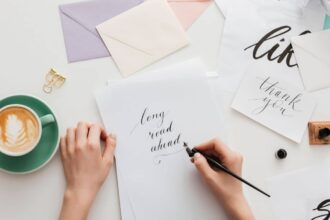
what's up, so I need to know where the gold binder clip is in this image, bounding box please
[43,69,66,94]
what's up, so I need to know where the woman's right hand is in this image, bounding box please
[193,139,255,220]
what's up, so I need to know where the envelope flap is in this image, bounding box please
[59,0,142,36]
[292,30,330,66]
[97,0,188,55]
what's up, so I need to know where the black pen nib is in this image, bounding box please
[183,142,194,157]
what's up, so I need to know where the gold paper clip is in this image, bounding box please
[43,69,66,94]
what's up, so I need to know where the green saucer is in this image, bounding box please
[0,95,59,174]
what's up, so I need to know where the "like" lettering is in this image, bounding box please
[244,25,311,68]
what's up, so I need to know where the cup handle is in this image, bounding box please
[40,114,55,127]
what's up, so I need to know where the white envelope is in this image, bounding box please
[291,30,330,91]
[96,0,189,76]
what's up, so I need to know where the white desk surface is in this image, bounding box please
[1,1,330,219]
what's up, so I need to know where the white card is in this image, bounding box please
[215,0,324,92]
[291,30,330,91]
[231,64,316,143]
[268,163,330,220]
[95,59,228,220]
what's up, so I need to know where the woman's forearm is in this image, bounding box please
[59,190,94,220]
[223,194,255,220]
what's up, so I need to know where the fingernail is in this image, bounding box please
[194,152,201,159]
[109,133,117,140]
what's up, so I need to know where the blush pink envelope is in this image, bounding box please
[168,0,212,30]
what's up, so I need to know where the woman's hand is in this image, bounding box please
[59,122,116,220]
[193,139,255,220]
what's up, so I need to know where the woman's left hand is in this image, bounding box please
[59,122,116,220]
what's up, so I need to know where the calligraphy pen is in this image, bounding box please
[183,142,270,198]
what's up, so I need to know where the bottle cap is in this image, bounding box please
[275,149,287,159]
[318,128,330,140]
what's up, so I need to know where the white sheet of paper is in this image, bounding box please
[214,0,311,18]
[268,163,330,220]
[95,59,228,220]
[215,0,324,92]
[116,168,138,220]
[291,29,330,92]
[231,63,316,143]
[308,197,330,220]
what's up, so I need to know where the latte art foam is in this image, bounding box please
[0,107,40,154]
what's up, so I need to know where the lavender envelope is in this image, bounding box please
[59,0,143,62]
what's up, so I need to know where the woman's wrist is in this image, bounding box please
[64,188,96,209]
[222,193,255,220]
[60,188,96,220]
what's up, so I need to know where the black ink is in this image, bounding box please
[150,134,181,153]
[131,107,183,163]
[288,94,302,110]
[251,77,302,116]
[130,107,169,135]
[252,97,288,115]
[312,199,330,220]
[319,128,330,140]
[153,148,185,165]
[244,26,311,68]
[141,107,165,127]
[275,149,287,159]
[148,121,173,139]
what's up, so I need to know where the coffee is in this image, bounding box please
[0,106,40,155]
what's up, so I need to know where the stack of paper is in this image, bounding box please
[95,59,228,220]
